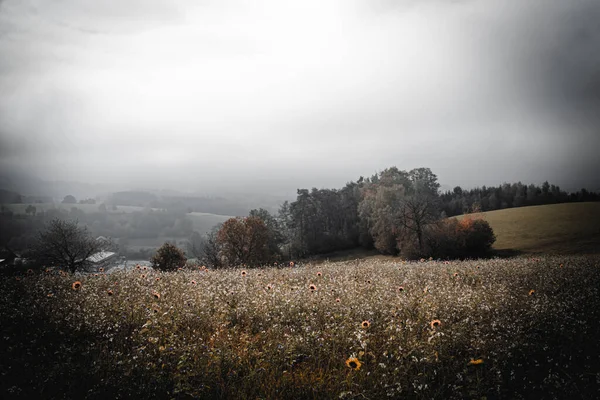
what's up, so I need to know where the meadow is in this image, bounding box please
[456,202,600,255]
[2,255,600,399]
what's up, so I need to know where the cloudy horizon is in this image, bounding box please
[1,0,599,196]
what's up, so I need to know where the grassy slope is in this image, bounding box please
[456,202,600,254]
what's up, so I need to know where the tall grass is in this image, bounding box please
[2,256,600,399]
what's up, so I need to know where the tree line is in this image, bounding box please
[440,182,600,217]
[189,167,502,267]
[5,166,599,271]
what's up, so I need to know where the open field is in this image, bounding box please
[456,202,600,255]
[2,256,599,399]
[188,212,233,233]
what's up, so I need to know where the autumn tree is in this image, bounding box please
[217,216,271,266]
[151,242,187,271]
[32,218,105,273]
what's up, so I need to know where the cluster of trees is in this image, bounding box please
[440,182,600,217]
[186,213,282,268]
[189,167,498,267]
[6,166,600,270]
[60,195,96,205]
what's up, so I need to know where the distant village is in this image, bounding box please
[0,235,152,273]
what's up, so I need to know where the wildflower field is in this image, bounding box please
[2,256,600,399]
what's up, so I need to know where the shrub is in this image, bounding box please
[150,242,187,271]
[462,218,496,255]
[400,216,496,259]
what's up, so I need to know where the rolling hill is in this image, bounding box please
[455,202,600,254]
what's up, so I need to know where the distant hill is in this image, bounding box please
[455,202,600,254]
[0,189,22,204]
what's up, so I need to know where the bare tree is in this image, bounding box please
[202,229,223,268]
[32,218,104,273]
[397,194,440,255]
[185,231,205,259]
[396,168,442,255]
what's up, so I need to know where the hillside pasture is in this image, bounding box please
[2,255,599,399]
[455,202,600,255]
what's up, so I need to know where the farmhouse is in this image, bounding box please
[0,247,19,267]
[87,251,117,271]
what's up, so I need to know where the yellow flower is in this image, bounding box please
[345,357,362,370]
[430,319,441,329]
[529,289,535,296]
[361,320,371,329]
[469,358,484,365]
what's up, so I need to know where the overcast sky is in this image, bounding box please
[1,0,599,196]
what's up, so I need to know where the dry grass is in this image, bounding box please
[455,202,600,254]
[2,256,600,399]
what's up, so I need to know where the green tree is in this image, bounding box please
[62,195,77,204]
[151,242,187,271]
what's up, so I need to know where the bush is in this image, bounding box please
[463,218,496,255]
[400,216,496,259]
[150,242,187,271]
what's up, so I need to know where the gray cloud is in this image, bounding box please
[1,0,599,197]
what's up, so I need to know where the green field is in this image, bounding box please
[456,202,600,255]
[188,212,233,234]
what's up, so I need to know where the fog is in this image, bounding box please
[1,0,599,197]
